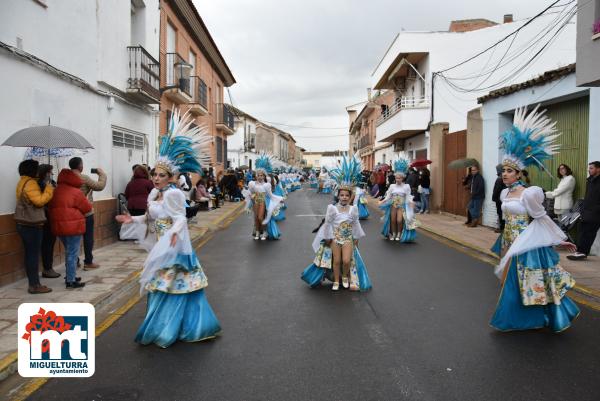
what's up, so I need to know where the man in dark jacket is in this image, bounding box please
[491,164,506,233]
[567,161,600,260]
[467,165,485,227]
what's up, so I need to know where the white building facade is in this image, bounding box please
[0,0,160,214]
[369,13,577,166]
[479,69,600,233]
[228,108,259,169]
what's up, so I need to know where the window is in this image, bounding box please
[216,136,223,163]
[112,129,145,150]
[165,110,172,133]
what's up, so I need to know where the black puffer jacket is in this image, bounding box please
[582,175,600,223]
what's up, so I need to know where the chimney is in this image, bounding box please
[504,14,513,23]
[367,88,372,101]
[347,110,358,127]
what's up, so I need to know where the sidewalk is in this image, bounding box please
[0,201,245,381]
[366,196,600,309]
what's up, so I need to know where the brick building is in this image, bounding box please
[159,0,236,174]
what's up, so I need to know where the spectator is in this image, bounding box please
[462,167,474,225]
[195,177,216,209]
[406,167,420,208]
[491,164,506,233]
[418,169,431,214]
[178,172,193,201]
[125,165,154,216]
[49,168,92,288]
[207,177,221,208]
[69,157,106,271]
[567,161,600,261]
[14,159,54,294]
[545,164,575,218]
[376,168,386,199]
[38,164,61,279]
[467,165,485,228]
[406,168,419,196]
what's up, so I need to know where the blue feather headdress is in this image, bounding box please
[500,105,560,171]
[255,152,275,175]
[155,108,211,175]
[330,156,363,192]
[393,158,410,176]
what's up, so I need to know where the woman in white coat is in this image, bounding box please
[545,164,576,217]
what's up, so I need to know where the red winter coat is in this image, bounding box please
[49,169,92,236]
[124,173,154,211]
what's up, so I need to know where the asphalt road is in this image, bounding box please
[28,186,600,401]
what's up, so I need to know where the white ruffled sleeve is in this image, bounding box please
[351,205,365,239]
[242,181,254,210]
[263,182,283,224]
[495,186,566,279]
[163,189,188,241]
[312,205,336,252]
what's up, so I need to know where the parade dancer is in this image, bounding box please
[309,170,318,189]
[490,106,579,332]
[354,184,370,220]
[243,153,283,240]
[116,109,220,348]
[301,156,371,292]
[320,168,332,194]
[272,173,287,222]
[379,158,417,241]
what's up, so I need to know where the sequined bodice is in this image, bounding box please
[501,196,529,247]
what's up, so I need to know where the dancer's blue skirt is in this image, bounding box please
[380,203,416,242]
[490,249,579,332]
[358,202,370,220]
[265,197,281,239]
[135,289,221,348]
[301,248,371,291]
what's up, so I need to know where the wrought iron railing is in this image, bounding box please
[189,76,208,108]
[165,52,192,96]
[376,95,429,126]
[216,103,235,131]
[127,46,160,102]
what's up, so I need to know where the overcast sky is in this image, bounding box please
[193,0,558,152]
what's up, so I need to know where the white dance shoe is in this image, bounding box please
[332,282,340,291]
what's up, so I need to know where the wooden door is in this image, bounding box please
[443,130,468,216]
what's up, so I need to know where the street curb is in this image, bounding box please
[0,202,245,386]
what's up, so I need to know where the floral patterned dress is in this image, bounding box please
[301,204,372,291]
[490,186,579,332]
[131,187,221,347]
[379,183,417,241]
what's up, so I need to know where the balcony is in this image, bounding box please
[216,103,235,135]
[162,53,193,104]
[375,96,430,143]
[188,76,208,116]
[126,46,160,104]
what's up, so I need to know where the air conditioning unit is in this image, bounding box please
[394,139,405,152]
